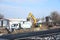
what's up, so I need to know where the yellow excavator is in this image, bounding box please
[27,12,37,25]
[27,12,42,28]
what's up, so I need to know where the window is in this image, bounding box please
[11,24,18,27]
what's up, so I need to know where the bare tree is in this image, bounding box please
[50,11,60,24]
[0,13,4,19]
[50,11,58,20]
[0,13,4,27]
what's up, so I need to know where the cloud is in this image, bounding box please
[0,0,48,8]
[0,2,52,18]
[0,4,27,18]
[0,4,42,18]
[1,0,47,4]
[0,0,52,18]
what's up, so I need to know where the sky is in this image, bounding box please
[0,0,60,18]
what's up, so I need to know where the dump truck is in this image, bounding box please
[6,20,32,32]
